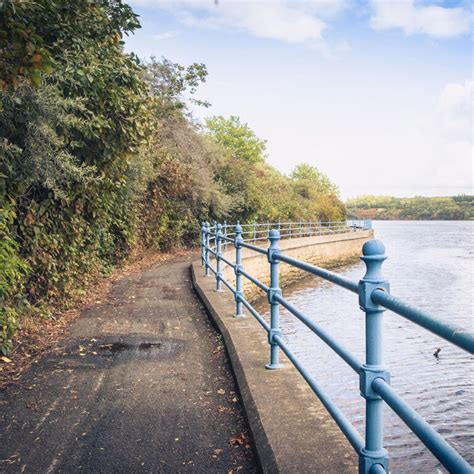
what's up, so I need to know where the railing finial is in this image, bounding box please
[361,240,387,283]
[268,228,280,242]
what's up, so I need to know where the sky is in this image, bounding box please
[124,0,473,199]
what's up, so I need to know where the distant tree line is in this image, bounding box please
[0,1,344,353]
[346,195,474,220]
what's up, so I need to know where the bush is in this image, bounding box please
[0,203,29,354]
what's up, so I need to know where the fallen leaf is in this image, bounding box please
[1,356,12,363]
[229,432,249,447]
[217,389,225,395]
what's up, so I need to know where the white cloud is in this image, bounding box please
[370,0,471,38]
[431,80,473,192]
[133,0,348,47]
[152,31,178,41]
[181,2,325,43]
[437,80,473,142]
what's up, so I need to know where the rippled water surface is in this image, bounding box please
[257,221,473,473]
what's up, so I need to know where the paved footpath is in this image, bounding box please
[0,253,257,473]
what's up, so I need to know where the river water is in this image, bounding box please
[257,221,473,473]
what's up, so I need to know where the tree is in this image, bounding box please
[290,164,339,197]
[142,57,209,116]
[205,115,267,163]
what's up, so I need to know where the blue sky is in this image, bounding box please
[125,1,472,198]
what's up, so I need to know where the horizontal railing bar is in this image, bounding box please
[220,235,235,243]
[220,255,235,268]
[239,268,270,293]
[273,335,364,453]
[275,294,362,373]
[371,290,474,354]
[372,378,473,473]
[240,242,268,255]
[240,297,271,332]
[220,276,236,294]
[212,220,366,228]
[369,464,386,474]
[208,247,217,256]
[207,265,217,275]
[275,254,359,293]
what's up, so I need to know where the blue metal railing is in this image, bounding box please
[200,221,474,473]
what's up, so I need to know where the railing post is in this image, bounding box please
[289,221,292,238]
[266,229,283,369]
[358,240,390,474]
[253,222,257,244]
[215,223,222,291]
[234,222,244,318]
[223,220,228,251]
[204,222,210,276]
[201,221,206,266]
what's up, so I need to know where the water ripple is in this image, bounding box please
[257,221,474,473]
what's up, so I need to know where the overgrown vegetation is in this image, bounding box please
[346,195,474,220]
[0,1,344,354]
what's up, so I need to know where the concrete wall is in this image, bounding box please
[219,229,373,300]
[192,262,358,473]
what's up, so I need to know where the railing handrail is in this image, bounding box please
[207,220,371,244]
[199,221,474,473]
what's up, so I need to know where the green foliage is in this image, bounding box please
[0,83,95,201]
[213,135,344,223]
[0,2,55,90]
[0,202,29,354]
[291,163,340,196]
[346,195,473,220]
[0,2,346,354]
[0,0,150,354]
[205,115,267,163]
[143,57,210,114]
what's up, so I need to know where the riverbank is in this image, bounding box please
[346,195,473,221]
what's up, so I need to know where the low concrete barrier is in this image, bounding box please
[192,231,373,472]
[191,261,357,473]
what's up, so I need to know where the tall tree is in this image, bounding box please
[205,115,267,164]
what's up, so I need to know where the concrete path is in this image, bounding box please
[0,253,257,473]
